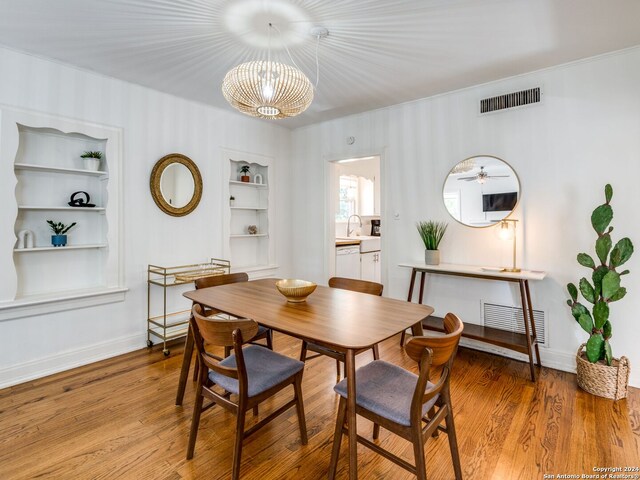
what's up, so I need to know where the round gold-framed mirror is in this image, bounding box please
[442,155,520,228]
[150,153,202,217]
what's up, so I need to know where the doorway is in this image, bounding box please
[327,155,383,285]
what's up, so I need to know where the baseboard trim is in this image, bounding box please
[0,332,143,389]
[4,332,637,390]
[459,337,639,388]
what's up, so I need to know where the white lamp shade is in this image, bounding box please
[498,220,515,240]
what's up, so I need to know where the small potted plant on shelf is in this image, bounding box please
[47,220,77,247]
[80,151,103,171]
[230,195,235,206]
[239,165,251,183]
[566,184,633,400]
[416,220,448,265]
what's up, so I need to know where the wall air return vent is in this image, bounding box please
[483,302,546,346]
[480,87,541,114]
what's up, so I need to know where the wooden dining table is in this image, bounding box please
[179,278,434,479]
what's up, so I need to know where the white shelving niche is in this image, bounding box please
[223,150,277,275]
[0,107,125,320]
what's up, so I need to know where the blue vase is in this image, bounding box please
[51,234,67,247]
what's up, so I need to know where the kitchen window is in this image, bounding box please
[336,175,375,221]
[337,175,358,220]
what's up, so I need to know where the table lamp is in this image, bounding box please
[498,219,521,272]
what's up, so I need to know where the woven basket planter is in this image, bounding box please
[576,343,630,400]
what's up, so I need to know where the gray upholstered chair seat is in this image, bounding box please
[210,345,304,398]
[334,360,438,426]
[256,325,269,336]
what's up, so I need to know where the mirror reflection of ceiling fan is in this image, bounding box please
[457,166,509,184]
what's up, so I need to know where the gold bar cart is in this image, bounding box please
[147,258,230,356]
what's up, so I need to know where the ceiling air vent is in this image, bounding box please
[480,87,541,114]
[483,302,546,346]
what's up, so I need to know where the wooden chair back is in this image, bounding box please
[328,277,383,296]
[405,313,463,367]
[405,313,463,413]
[195,272,249,290]
[195,272,250,318]
[191,304,258,348]
[190,304,258,382]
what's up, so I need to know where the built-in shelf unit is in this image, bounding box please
[0,107,125,320]
[223,150,276,274]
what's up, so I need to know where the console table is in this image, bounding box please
[399,262,546,381]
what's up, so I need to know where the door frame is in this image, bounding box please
[323,148,387,290]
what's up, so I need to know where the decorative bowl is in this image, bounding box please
[275,279,317,303]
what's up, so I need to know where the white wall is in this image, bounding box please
[3,43,639,389]
[0,46,293,387]
[291,47,640,387]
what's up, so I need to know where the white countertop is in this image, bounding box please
[399,262,546,281]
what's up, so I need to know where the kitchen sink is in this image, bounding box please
[336,235,380,253]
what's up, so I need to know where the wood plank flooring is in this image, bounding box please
[1,332,638,479]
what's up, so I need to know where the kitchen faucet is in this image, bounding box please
[346,214,362,237]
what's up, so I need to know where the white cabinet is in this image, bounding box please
[360,251,381,283]
[0,107,125,319]
[222,150,276,274]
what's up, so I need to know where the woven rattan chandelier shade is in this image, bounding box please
[222,60,314,119]
[450,158,476,174]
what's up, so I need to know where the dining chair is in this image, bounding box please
[328,313,464,480]
[187,304,308,480]
[176,272,273,406]
[299,277,383,382]
[195,272,273,354]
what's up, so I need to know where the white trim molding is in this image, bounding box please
[0,287,128,321]
[0,332,143,389]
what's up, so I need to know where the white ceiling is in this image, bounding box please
[1,0,640,128]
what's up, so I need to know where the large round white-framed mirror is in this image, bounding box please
[150,153,202,216]
[442,155,520,228]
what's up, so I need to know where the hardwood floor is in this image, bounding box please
[1,333,638,479]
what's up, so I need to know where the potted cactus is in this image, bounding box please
[566,184,632,400]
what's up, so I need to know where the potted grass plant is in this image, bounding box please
[566,184,632,400]
[416,220,448,265]
[47,220,77,247]
[80,151,103,171]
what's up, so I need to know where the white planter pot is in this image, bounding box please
[83,158,101,171]
[424,249,440,265]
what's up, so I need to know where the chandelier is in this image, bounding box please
[221,23,325,119]
[221,60,313,119]
[450,158,475,174]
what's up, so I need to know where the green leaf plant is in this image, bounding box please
[47,220,77,235]
[80,151,103,159]
[566,184,633,365]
